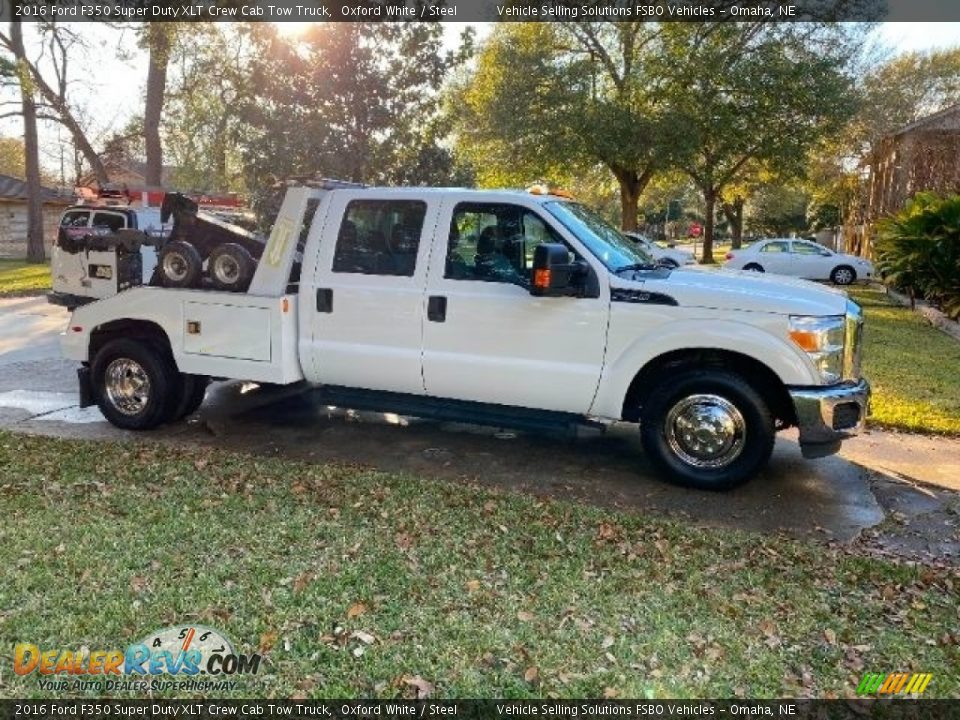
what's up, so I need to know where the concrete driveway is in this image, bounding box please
[2,295,958,561]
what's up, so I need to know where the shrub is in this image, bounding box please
[875,192,960,320]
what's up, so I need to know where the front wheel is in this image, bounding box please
[639,369,775,490]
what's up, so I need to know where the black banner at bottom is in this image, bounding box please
[2,700,960,720]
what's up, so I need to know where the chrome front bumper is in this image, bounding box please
[788,379,871,459]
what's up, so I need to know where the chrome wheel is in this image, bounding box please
[213,254,240,285]
[104,358,151,416]
[162,252,189,282]
[664,394,746,469]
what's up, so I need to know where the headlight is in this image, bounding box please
[788,314,845,384]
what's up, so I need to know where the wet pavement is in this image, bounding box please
[2,295,958,562]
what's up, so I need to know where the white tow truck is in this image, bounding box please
[60,181,870,489]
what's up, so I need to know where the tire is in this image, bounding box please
[742,263,764,272]
[173,374,210,420]
[159,240,203,288]
[208,243,255,292]
[91,339,179,430]
[639,369,775,491]
[830,265,856,285]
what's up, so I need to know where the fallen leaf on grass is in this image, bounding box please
[824,628,837,646]
[352,630,375,645]
[258,631,278,654]
[602,636,615,649]
[524,666,539,684]
[465,580,481,592]
[130,576,149,594]
[517,611,535,622]
[404,675,434,699]
[347,602,368,619]
[293,572,314,594]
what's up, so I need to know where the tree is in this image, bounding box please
[240,23,470,215]
[163,24,252,192]
[657,23,859,262]
[142,23,178,188]
[455,23,687,230]
[0,22,107,183]
[8,20,45,262]
[745,183,810,238]
[0,136,26,178]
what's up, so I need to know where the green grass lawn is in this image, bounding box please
[1,431,956,700]
[0,259,51,297]
[848,286,960,436]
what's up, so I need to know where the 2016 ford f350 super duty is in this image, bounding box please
[60,182,870,490]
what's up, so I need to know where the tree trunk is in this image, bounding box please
[702,187,717,264]
[11,21,45,262]
[144,23,171,188]
[722,196,744,249]
[612,166,654,231]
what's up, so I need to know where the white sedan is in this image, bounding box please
[623,232,697,268]
[723,239,873,285]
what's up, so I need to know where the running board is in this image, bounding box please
[312,386,601,436]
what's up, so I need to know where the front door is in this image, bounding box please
[309,192,439,395]
[421,199,609,414]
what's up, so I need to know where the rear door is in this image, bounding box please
[308,192,439,395]
[756,240,793,274]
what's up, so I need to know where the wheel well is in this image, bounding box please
[621,349,797,428]
[89,320,173,361]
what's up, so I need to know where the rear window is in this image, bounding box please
[60,210,90,227]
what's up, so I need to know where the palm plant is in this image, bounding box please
[875,192,960,320]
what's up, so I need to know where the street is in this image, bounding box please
[1,295,958,561]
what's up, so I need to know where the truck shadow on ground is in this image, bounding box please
[187,380,887,545]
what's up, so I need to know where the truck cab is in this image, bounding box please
[59,183,870,490]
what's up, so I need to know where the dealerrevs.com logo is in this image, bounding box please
[14,626,262,692]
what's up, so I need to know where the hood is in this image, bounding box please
[616,265,849,316]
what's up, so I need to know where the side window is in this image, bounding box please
[792,242,824,255]
[445,203,572,287]
[60,210,90,228]
[760,241,789,253]
[332,200,426,277]
[91,212,126,232]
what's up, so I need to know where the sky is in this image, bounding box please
[3,21,958,184]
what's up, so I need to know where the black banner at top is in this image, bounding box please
[5,0,959,22]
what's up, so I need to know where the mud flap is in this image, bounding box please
[77,367,94,409]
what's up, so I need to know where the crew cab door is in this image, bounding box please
[307,192,439,395]
[421,199,608,414]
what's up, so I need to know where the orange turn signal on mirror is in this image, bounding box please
[789,330,820,352]
[534,269,551,288]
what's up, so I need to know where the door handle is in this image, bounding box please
[316,288,333,313]
[427,295,447,322]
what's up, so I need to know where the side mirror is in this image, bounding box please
[530,243,581,297]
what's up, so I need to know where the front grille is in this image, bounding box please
[833,402,862,430]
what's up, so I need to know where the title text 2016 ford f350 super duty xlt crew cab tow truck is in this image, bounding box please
[59,182,870,490]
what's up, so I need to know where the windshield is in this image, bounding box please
[544,201,653,271]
